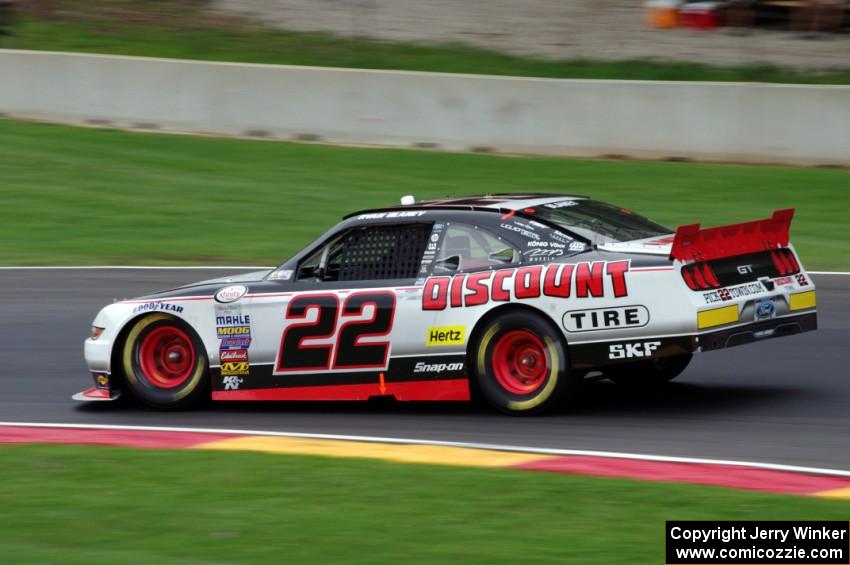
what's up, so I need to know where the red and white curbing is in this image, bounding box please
[1,422,849,499]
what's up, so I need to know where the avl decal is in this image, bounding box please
[422,261,630,310]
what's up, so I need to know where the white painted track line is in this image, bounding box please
[809,271,850,275]
[1,421,849,478]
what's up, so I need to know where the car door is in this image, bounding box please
[241,220,437,400]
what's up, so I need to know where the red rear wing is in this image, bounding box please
[669,209,794,262]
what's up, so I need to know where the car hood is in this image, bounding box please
[189,269,274,286]
[132,269,274,301]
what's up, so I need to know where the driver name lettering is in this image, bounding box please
[422,261,630,310]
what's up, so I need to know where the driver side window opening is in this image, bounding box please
[297,223,431,282]
[434,224,519,274]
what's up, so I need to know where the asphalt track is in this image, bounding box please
[2,269,848,469]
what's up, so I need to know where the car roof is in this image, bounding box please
[344,193,588,219]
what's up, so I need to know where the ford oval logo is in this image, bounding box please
[215,285,247,303]
[756,301,775,319]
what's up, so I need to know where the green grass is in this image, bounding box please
[1,118,848,269]
[3,16,850,84]
[0,444,847,564]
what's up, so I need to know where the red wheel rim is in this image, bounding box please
[491,330,549,395]
[137,325,196,389]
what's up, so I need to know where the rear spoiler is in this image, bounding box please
[669,209,794,262]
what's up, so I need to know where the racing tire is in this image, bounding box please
[605,353,693,388]
[121,313,209,409]
[471,310,577,415]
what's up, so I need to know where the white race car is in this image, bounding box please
[76,194,817,414]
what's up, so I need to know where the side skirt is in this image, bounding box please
[212,379,470,402]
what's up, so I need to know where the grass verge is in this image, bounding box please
[1,444,848,564]
[1,9,850,84]
[1,119,848,269]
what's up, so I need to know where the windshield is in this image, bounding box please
[534,200,671,244]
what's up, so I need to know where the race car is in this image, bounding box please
[76,194,817,414]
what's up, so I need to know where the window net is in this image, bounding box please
[338,224,430,281]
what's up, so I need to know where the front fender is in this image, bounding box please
[84,298,215,374]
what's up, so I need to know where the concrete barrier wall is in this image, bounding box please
[2,49,849,165]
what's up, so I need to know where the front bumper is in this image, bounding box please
[84,337,113,373]
[72,387,121,402]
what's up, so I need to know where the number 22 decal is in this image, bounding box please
[276,291,396,373]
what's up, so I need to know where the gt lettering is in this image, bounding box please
[608,341,661,360]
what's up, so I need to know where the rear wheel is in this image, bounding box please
[605,353,692,388]
[122,313,209,409]
[471,310,577,415]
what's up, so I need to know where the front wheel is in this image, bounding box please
[121,313,209,409]
[605,353,693,388]
[471,310,577,415]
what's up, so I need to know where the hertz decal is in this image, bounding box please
[427,326,465,346]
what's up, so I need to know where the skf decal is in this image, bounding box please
[221,361,250,376]
[563,305,649,332]
[608,341,661,360]
[422,261,630,310]
[426,326,465,346]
